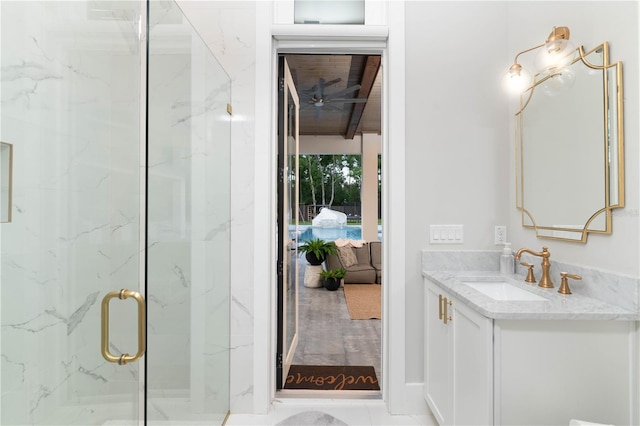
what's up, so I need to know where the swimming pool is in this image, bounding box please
[297,226,362,243]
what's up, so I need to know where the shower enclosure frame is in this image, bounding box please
[0,0,231,424]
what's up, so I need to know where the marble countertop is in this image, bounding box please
[423,270,639,321]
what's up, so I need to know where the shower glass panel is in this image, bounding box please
[1,0,144,424]
[1,0,231,425]
[147,1,231,424]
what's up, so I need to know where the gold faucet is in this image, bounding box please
[520,262,536,284]
[558,272,582,295]
[515,246,553,288]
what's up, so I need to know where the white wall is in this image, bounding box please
[405,1,511,382]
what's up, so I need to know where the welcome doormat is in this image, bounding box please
[284,365,380,391]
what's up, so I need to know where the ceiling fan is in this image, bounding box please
[300,78,368,116]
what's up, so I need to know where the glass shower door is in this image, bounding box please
[146,1,231,424]
[1,0,145,424]
[1,1,231,424]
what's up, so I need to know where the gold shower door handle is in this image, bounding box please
[101,289,146,365]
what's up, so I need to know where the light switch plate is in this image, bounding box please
[430,225,464,244]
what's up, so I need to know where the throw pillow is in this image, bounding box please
[337,246,358,268]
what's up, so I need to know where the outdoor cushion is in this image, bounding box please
[354,244,372,265]
[337,245,358,268]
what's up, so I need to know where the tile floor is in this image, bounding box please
[225,400,437,425]
[292,259,382,385]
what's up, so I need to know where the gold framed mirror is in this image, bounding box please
[515,42,624,243]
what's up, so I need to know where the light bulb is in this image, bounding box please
[535,39,577,73]
[503,64,532,95]
[541,67,576,96]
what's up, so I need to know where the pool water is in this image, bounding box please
[297,226,362,243]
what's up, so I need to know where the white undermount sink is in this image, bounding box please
[461,280,547,302]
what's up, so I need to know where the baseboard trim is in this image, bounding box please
[389,382,430,416]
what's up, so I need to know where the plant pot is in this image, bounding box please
[305,252,324,266]
[322,278,341,291]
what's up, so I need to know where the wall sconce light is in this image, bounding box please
[504,26,577,95]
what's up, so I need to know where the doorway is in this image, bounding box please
[276,53,383,394]
[0,1,231,424]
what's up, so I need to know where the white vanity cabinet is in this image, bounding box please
[494,319,636,425]
[423,276,638,426]
[424,279,493,425]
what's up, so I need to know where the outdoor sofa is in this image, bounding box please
[325,241,382,284]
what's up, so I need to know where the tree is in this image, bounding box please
[303,155,319,209]
[299,154,362,209]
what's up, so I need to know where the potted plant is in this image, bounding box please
[298,238,337,266]
[319,268,347,291]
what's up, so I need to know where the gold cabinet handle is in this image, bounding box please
[443,297,452,325]
[101,289,146,365]
[438,294,444,320]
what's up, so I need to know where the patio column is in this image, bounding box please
[361,132,380,241]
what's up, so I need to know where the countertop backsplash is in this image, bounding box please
[422,250,640,315]
[421,250,501,272]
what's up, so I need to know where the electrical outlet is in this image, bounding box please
[495,226,507,245]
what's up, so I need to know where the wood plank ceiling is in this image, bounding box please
[285,54,381,139]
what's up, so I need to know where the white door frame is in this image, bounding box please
[253,1,417,415]
[278,57,300,388]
